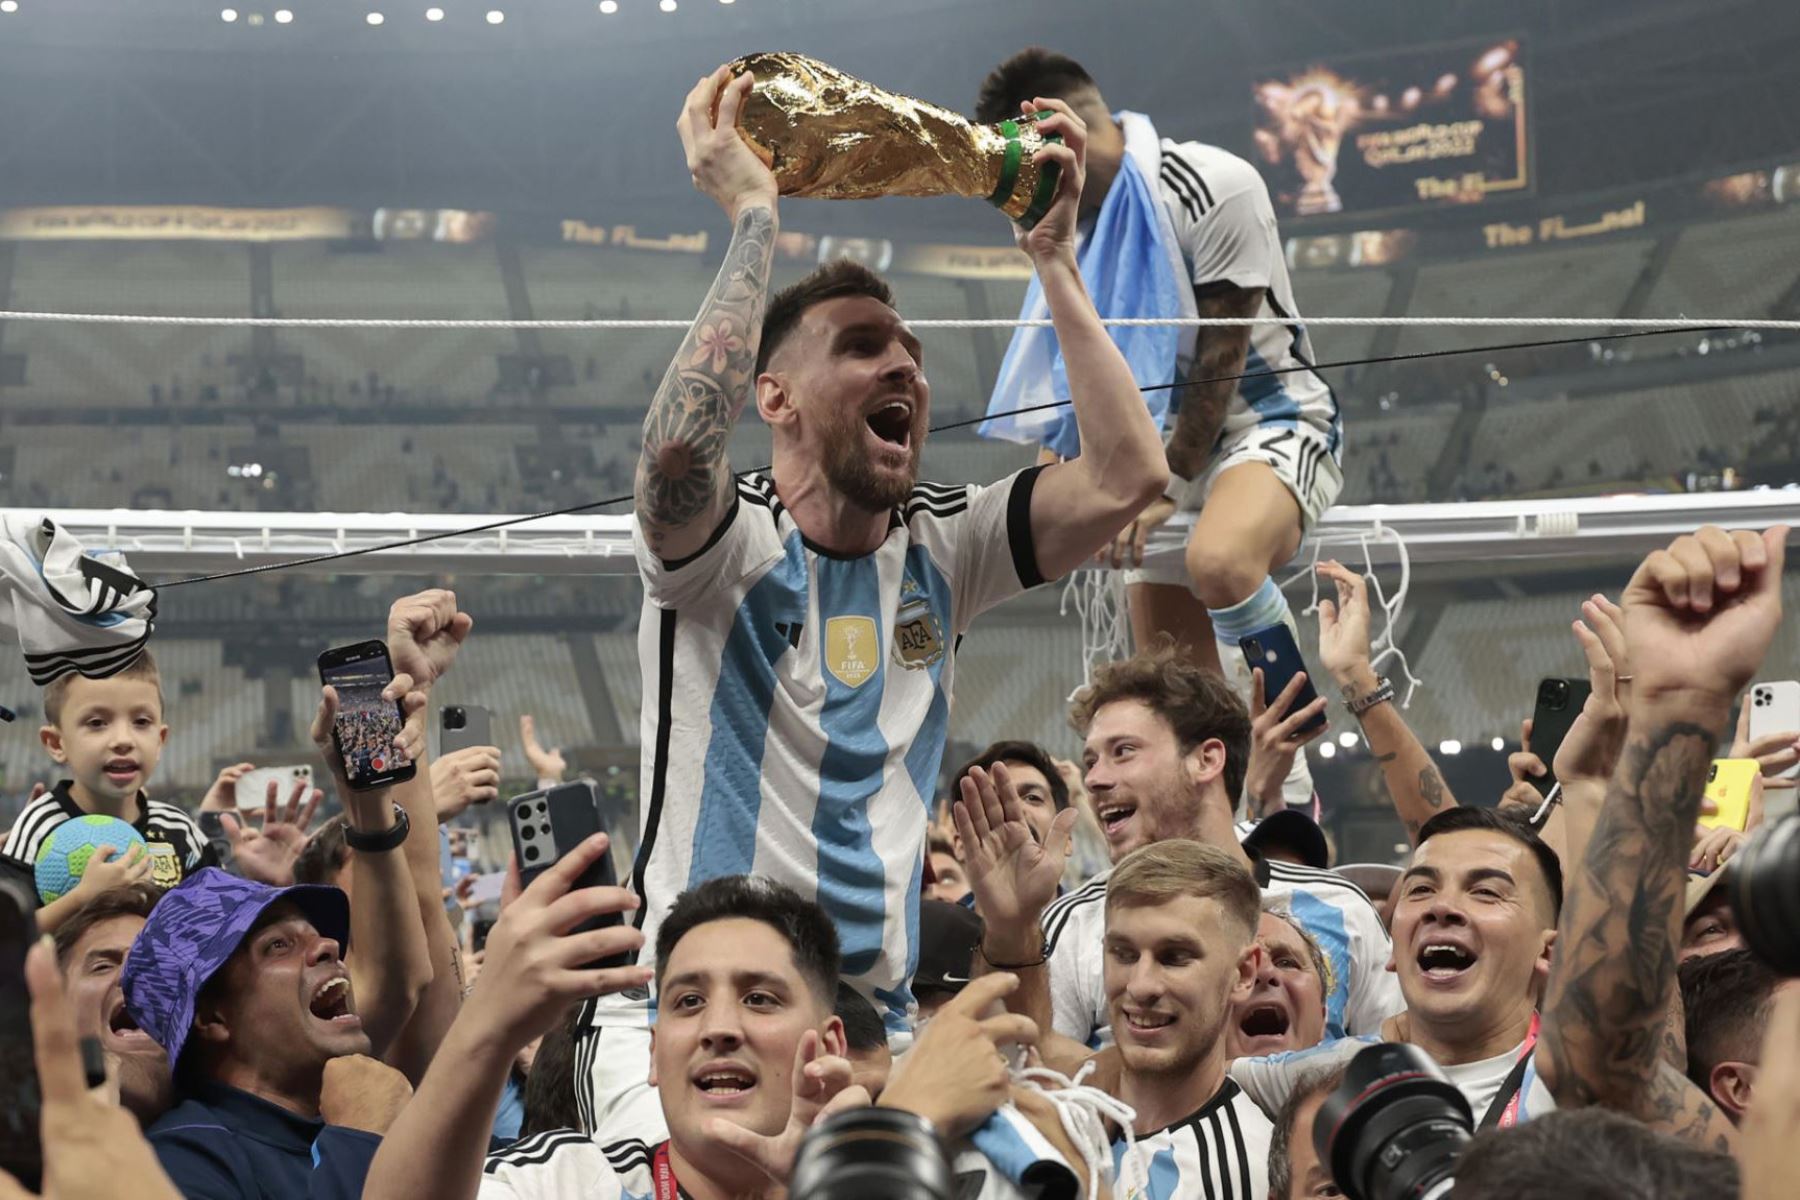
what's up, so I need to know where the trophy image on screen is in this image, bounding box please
[721,51,1063,228]
[1254,74,1363,216]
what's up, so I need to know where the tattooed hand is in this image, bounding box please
[1620,525,1787,707]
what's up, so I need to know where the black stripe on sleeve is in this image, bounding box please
[1222,1092,1253,1195]
[1006,464,1047,590]
[627,609,678,940]
[1164,151,1217,210]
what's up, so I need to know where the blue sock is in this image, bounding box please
[1206,576,1290,642]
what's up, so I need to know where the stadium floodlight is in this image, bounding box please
[367,11,385,24]
[1491,736,1505,752]
[659,0,676,10]
[720,0,735,5]
[1438,740,1462,756]
[0,2,17,14]
[1318,742,1337,760]
[221,7,239,20]
[486,8,503,22]
[599,0,618,10]
[426,6,445,19]
[275,8,294,22]
[1336,731,1358,748]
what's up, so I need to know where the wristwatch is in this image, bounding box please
[344,803,411,853]
[1346,676,1396,717]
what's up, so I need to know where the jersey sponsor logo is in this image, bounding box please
[145,841,182,889]
[891,593,944,671]
[825,616,879,688]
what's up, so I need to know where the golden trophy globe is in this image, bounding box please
[720,51,1063,228]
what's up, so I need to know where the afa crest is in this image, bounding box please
[892,593,944,670]
[146,842,183,890]
[825,616,879,688]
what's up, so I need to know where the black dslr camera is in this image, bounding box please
[791,1108,954,1200]
[1315,1043,1472,1200]
[1727,813,1800,974]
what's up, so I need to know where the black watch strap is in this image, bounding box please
[344,803,410,853]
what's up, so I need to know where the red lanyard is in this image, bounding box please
[1493,1011,1543,1130]
[653,1142,680,1200]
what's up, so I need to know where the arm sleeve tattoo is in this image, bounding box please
[635,204,776,553]
[1165,284,1263,479]
[1537,718,1739,1152]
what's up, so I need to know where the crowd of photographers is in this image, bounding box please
[0,523,1794,1200]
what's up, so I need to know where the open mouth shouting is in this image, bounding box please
[690,1060,759,1106]
[104,996,159,1056]
[1234,1001,1294,1053]
[103,758,141,789]
[308,974,360,1029]
[864,398,914,456]
[1096,799,1139,845]
[1414,940,1478,986]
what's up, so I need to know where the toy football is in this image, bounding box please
[34,814,147,903]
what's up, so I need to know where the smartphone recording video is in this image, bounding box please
[317,641,416,791]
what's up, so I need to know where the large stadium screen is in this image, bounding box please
[1252,38,1529,220]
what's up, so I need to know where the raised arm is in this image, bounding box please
[1536,525,1788,1152]
[1164,283,1263,481]
[1316,560,1455,843]
[1010,98,1169,582]
[635,67,780,564]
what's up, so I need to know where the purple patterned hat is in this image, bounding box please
[121,867,350,1067]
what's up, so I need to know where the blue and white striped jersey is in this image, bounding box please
[1042,860,1404,1047]
[626,467,1045,1028]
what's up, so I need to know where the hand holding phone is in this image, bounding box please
[1742,681,1800,786]
[316,641,419,792]
[1700,759,1759,832]
[1527,677,1593,798]
[1239,624,1327,738]
[507,781,632,970]
[441,704,496,757]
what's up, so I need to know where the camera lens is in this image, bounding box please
[444,707,466,730]
[1709,762,1719,783]
[1317,1043,1471,1200]
[791,1107,953,1200]
[523,844,539,863]
[520,824,535,841]
[1726,814,1800,975]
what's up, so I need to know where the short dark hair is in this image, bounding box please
[1453,1108,1738,1200]
[834,981,888,1053]
[43,650,163,728]
[952,741,1069,812]
[654,875,840,1007]
[928,834,958,860]
[293,815,350,886]
[1069,642,1251,803]
[1267,1064,1345,1200]
[52,883,163,968]
[1679,948,1781,1092]
[520,1005,585,1138]
[755,259,895,377]
[1414,806,1564,923]
[976,48,1097,126]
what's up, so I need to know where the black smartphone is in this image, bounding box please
[1529,677,1593,797]
[441,704,496,757]
[507,780,629,969]
[1239,623,1328,736]
[317,641,417,792]
[0,874,42,1192]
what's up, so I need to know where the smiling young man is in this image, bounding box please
[589,61,1168,1135]
[1033,646,1397,1047]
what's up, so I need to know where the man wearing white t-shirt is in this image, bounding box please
[581,66,1169,1136]
[1015,646,1400,1048]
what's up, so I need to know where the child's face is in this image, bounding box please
[42,676,168,804]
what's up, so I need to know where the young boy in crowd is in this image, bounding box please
[0,651,214,931]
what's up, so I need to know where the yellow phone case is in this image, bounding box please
[1700,759,1758,832]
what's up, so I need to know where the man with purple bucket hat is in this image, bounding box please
[122,867,407,1200]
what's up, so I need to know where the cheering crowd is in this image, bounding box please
[3,49,1799,1200]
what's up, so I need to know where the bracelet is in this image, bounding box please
[979,940,1048,970]
[1346,677,1396,717]
[344,803,411,853]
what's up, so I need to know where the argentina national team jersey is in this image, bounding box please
[1113,1079,1272,1200]
[1042,861,1403,1047]
[1155,139,1341,460]
[625,467,1045,1027]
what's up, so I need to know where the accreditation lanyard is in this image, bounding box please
[653,1142,681,1200]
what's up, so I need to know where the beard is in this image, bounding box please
[819,414,922,513]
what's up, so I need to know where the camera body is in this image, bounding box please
[1727,813,1800,974]
[1316,1043,1472,1200]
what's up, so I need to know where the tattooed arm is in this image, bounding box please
[1164,283,1263,481]
[1316,560,1455,843]
[1536,525,1788,1151]
[635,66,780,564]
